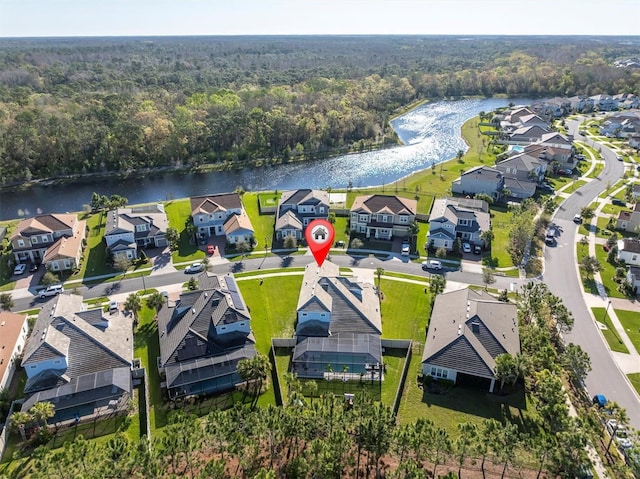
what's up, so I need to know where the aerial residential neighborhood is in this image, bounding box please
[2,31,640,477]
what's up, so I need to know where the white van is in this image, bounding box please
[40,284,64,298]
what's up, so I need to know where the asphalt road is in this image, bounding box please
[12,119,639,427]
[13,253,527,312]
[545,119,640,429]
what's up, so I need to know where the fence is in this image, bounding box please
[388,341,413,415]
[0,399,24,462]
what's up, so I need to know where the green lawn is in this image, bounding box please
[165,199,205,263]
[75,212,110,280]
[591,307,630,354]
[340,117,493,215]
[594,244,625,299]
[562,180,587,194]
[133,305,168,431]
[242,192,276,249]
[488,207,514,268]
[628,373,640,397]
[614,309,640,355]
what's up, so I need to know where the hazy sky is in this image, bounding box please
[1,0,639,37]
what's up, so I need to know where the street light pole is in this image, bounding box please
[603,300,612,322]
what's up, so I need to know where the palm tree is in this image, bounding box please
[146,291,166,312]
[0,293,14,311]
[124,293,142,326]
[29,401,55,428]
[237,353,272,406]
[375,267,384,300]
[9,411,31,441]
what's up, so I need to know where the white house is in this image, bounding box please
[617,238,640,266]
[349,195,417,240]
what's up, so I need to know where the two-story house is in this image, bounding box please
[349,195,417,240]
[275,189,329,241]
[291,262,382,381]
[590,94,619,111]
[568,95,595,113]
[21,294,133,423]
[507,125,550,145]
[11,214,86,271]
[495,152,547,199]
[0,311,29,391]
[190,193,255,244]
[451,165,504,200]
[616,203,640,232]
[157,273,256,399]
[104,204,168,261]
[427,198,491,252]
[617,238,640,266]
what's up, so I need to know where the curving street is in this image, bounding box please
[545,118,640,429]
[7,116,640,430]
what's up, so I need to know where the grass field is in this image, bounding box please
[614,309,640,355]
[628,373,640,397]
[489,207,515,268]
[591,307,630,354]
[165,199,205,263]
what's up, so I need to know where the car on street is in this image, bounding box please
[335,240,345,248]
[473,244,482,255]
[612,199,626,207]
[421,259,442,270]
[573,214,582,223]
[109,300,118,313]
[462,243,472,254]
[616,155,623,162]
[593,394,607,407]
[184,262,204,274]
[606,419,633,450]
[207,244,215,255]
[13,264,26,275]
[545,226,556,245]
[401,242,410,256]
[40,284,64,298]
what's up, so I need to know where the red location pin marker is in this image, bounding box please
[305,219,335,267]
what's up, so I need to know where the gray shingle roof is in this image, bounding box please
[293,333,382,363]
[104,204,168,237]
[422,289,519,379]
[22,295,132,394]
[157,273,255,376]
[296,263,382,336]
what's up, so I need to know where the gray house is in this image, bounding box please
[275,189,329,241]
[451,165,504,200]
[495,152,547,199]
[291,262,383,380]
[427,198,491,252]
[104,204,168,261]
[422,288,520,393]
[157,273,256,399]
[21,294,133,423]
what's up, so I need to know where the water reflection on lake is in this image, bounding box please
[0,97,531,220]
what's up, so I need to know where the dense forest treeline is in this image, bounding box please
[0,35,639,186]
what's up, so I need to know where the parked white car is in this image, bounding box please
[606,419,633,450]
[184,262,204,274]
[13,264,26,275]
[421,260,442,270]
[40,284,64,298]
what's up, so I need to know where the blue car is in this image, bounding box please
[592,394,607,407]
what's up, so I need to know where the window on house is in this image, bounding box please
[199,217,203,222]
[319,207,324,213]
[30,365,36,369]
[17,239,25,247]
[31,236,38,244]
[399,216,409,223]
[41,235,48,242]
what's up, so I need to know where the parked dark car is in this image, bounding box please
[612,199,626,207]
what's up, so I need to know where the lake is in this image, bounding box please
[0,97,531,220]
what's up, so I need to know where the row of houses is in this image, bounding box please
[452,105,577,202]
[7,260,521,426]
